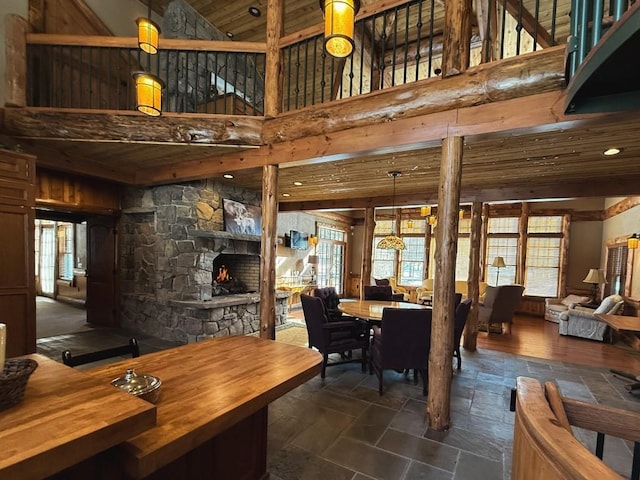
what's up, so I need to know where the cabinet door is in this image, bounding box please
[0,204,35,356]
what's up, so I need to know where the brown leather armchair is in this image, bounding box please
[478,285,525,334]
[300,294,369,378]
[369,307,432,395]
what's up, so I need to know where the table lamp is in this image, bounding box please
[583,268,606,302]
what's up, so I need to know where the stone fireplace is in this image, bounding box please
[119,180,289,343]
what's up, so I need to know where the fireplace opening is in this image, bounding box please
[211,254,260,296]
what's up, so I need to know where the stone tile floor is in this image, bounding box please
[36,324,640,480]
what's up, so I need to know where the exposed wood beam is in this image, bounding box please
[278,177,640,210]
[1,108,264,145]
[504,0,554,48]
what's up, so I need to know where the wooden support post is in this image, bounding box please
[463,201,483,351]
[5,14,29,107]
[259,165,278,339]
[442,0,472,76]
[559,214,571,297]
[424,222,432,279]
[264,0,284,117]
[360,207,375,299]
[480,203,490,281]
[428,136,463,431]
[517,202,530,284]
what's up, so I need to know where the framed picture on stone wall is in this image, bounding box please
[222,199,262,236]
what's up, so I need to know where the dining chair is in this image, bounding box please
[364,285,395,301]
[478,285,525,334]
[369,307,432,395]
[300,294,369,378]
[62,338,140,367]
[453,299,472,370]
[313,286,344,322]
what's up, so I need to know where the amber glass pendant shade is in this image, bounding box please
[319,0,360,58]
[133,72,164,117]
[136,17,161,55]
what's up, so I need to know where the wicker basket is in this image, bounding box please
[0,359,38,412]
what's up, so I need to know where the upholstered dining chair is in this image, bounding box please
[364,285,395,301]
[313,286,343,322]
[478,285,525,334]
[369,307,432,395]
[453,299,472,370]
[300,294,369,378]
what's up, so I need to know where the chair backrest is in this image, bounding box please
[481,285,525,324]
[374,278,390,286]
[422,278,434,291]
[454,299,473,346]
[364,285,394,301]
[62,338,140,367]
[314,287,340,310]
[379,308,433,369]
[594,294,624,315]
[454,292,463,310]
[301,294,329,350]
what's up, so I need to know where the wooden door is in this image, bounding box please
[86,216,118,327]
[0,150,36,356]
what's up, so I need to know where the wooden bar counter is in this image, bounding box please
[0,354,157,480]
[84,335,322,479]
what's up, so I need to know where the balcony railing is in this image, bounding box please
[26,35,266,115]
[18,0,570,117]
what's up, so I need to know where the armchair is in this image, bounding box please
[478,285,525,334]
[416,278,434,303]
[558,294,624,341]
[544,294,591,323]
[300,294,369,378]
[369,307,432,395]
[388,277,410,301]
[313,287,343,322]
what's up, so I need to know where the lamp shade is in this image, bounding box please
[308,255,319,265]
[583,268,606,284]
[491,256,506,268]
[319,0,360,57]
[136,17,160,54]
[628,233,639,249]
[420,206,431,216]
[133,72,164,116]
[377,235,406,250]
[308,235,318,247]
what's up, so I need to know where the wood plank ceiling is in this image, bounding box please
[7,0,639,210]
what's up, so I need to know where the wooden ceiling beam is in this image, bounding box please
[1,108,264,145]
[278,177,640,211]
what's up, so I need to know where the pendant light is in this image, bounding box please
[319,0,360,58]
[377,171,406,250]
[136,1,160,54]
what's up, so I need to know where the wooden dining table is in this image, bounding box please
[338,299,430,323]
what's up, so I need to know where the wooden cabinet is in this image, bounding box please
[0,149,36,357]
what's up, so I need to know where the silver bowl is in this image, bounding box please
[111,368,162,404]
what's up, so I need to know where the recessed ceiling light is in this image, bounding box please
[248,6,261,17]
[603,147,622,156]
[282,193,291,197]
[223,173,234,179]
[226,31,234,38]
[293,181,303,186]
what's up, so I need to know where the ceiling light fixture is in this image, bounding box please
[293,181,303,186]
[248,6,261,17]
[420,206,431,217]
[133,71,164,117]
[223,173,234,179]
[282,193,291,197]
[603,147,622,156]
[319,0,360,58]
[226,31,234,38]
[376,171,406,250]
[136,1,160,54]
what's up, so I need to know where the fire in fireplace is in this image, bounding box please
[212,265,248,296]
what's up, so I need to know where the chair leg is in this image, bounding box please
[321,353,329,379]
[454,348,461,370]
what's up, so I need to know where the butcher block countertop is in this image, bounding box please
[86,335,322,479]
[0,354,157,480]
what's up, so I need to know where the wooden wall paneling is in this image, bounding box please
[0,150,36,357]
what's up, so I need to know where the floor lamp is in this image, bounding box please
[492,256,506,286]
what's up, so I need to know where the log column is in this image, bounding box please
[517,202,530,284]
[360,207,375,299]
[463,201,483,351]
[428,136,463,431]
[442,0,472,76]
[480,203,490,281]
[259,1,283,339]
[559,214,571,297]
[260,165,278,339]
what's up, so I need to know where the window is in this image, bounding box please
[57,223,74,281]
[399,237,425,285]
[372,219,395,280]
[605,245,628,297]
[525,216,562,297]
[317,225,346,294]
[486,217,518,285]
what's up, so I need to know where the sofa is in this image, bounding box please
[558,294,624,341]
[544,294,591,323]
